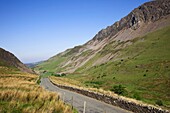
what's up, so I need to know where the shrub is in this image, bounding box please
[101,74,106,78]
[155,100,163,106]
[54,73,66,77]
[133,92,141,100]
[61,73,66,76]
[54,74,60,77]
[110,85,128,96]
[97,76,100,79]
[36,76,41,84]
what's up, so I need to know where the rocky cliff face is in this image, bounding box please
[91,0,170,41]
[36,0,170,73]
[0,48,35,74]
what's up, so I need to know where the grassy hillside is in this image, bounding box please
[36,56,67,72]
[58,26,170,109]
[35,25,170,110]
[0,66,74,113]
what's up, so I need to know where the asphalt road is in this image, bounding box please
[40,78,131,113]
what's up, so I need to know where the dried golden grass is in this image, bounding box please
[50,76,84,87]
[0,67,73,113]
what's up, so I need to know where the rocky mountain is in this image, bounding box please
[36,0,170,74]
[0,48,35,74]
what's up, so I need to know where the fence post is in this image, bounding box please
[57,95,60,101]
[83,101,86,113]
[71,96,74,109]
[63,92,65,103]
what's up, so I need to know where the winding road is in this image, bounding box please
[40,78,131,113]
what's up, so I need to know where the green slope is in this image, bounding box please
[36,56,67,72]
[65,26,170,108]
[34,45,93,74]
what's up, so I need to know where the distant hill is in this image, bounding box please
[25,61,43,68]
[0,48,34,74]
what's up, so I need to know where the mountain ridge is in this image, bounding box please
[36,0,170,73]
[0,48,35,74]
[90,0,170,41]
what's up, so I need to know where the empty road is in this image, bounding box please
[40,78,131,113]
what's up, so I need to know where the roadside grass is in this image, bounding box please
[50,76,85,88]
[0,66,74,113]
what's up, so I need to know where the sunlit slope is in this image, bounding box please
[36,55,67,72]
[35,45,94,73]
[68,26,170,107]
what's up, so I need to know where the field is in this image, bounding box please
[0,66,74,113]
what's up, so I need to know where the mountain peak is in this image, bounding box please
[92,0,170,41]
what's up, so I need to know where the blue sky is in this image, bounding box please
[0,0,149,63]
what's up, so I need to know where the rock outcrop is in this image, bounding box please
[92,0,170,41]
